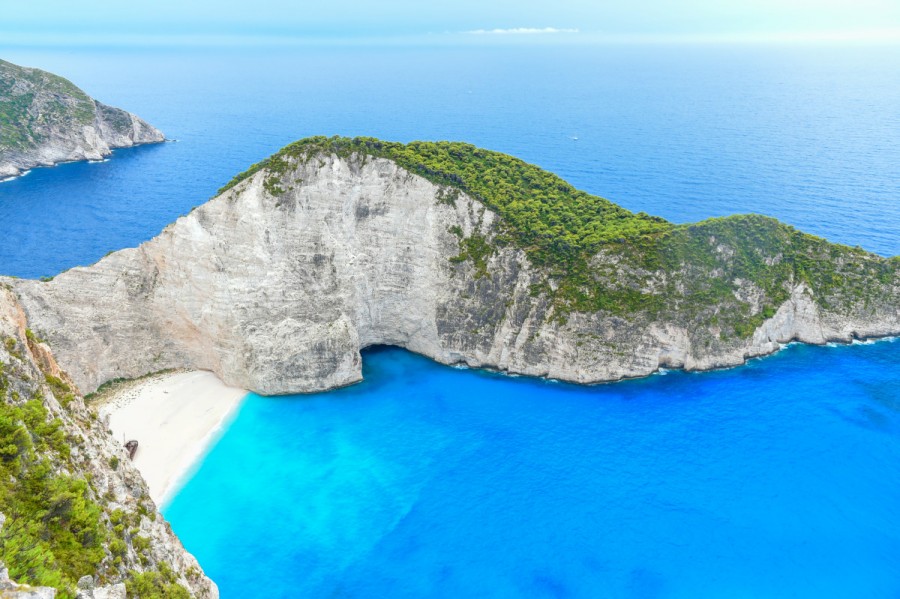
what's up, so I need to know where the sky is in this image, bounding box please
[2,0,900,46]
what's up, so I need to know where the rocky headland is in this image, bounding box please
[7,137,898,396]
[0,59,164,180]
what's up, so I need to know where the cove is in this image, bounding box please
[164,341,900,598]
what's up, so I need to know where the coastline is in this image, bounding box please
[438,332,900,389]
[0,138,169,184]
[97,370,247,507]
[0,169,31,183]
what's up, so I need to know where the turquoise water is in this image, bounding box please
[165,343,900,598]
[0,44,898,597]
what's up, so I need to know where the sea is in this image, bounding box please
[0,43,898,597]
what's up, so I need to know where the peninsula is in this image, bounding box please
[7,137,899,396]
[0,59,164,180]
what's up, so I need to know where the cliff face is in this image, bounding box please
[7,142,898,396]
[0,287,216,597]
[0,59,164,180]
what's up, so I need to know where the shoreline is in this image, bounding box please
[0,138,168,184]
[434,333,900,388]
[97,370,247,507]
[87,335,897,506]
[0,169,31,183]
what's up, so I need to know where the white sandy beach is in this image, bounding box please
[100,370,247,506]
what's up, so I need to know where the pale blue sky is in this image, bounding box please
[4,0,900,45]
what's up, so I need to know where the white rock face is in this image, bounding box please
[6,154,900,395]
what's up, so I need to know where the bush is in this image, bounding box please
[0,383,106,597]
[127,567,190,599]
[44,374,75,408]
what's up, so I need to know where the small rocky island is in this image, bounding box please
[7,137,899,396]
[0,59,164,180]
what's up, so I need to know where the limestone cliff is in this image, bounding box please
[0,286,216,597]
[0,59,164,180]
[7,137,898,395]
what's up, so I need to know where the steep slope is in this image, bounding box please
[0,287,216,598]
[0,59,164,180]
[7,137,899,395]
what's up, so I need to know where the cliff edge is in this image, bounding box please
[0,286,216,597]
[7,137,899,395]
[0,59,164,180]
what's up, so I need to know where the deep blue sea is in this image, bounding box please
[1,44,898,597]
[1,45,899,278]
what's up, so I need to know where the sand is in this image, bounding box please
[99,370,247,506]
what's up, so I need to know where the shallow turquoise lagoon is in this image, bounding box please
[165,342,900,598]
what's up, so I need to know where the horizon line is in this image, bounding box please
[1,28,898,48]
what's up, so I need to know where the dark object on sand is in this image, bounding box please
[125,440,138,460]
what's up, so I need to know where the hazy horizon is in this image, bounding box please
[3,0,900,47]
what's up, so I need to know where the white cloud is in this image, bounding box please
[466,27,579,35]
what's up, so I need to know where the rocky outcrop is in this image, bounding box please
[0,567,127,599]
[0,59,164,180]
[6,147,898,396]
[0,287,216,597]
[0,564,56,598]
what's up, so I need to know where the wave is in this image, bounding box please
[0,169,31,183]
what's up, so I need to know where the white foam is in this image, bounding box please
[0,169,31,183]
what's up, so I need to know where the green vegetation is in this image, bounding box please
[44,374,75,409]
[25,329,45,344]
[4,337,23,361]
[659,216,896,335]
[0,59,96,152]
[218,136,671,265]
[0,363,105,598]
[220,136,897,338]
[127,563,191,599]
[84,368,178,403]
[0,342,191,597]
[449,232,492,279]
